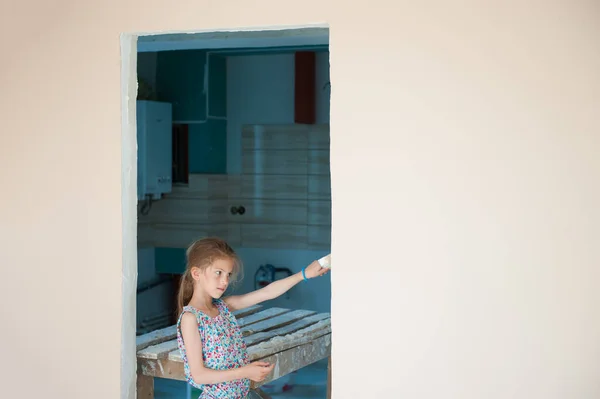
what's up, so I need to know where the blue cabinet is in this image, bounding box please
[155,51,206,121]
[154,51,227,174]
[137,100,173,200]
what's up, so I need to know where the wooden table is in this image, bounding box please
[136,305,332,399]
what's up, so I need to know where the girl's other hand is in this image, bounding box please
[243,361,275,382]
[304,260,330,279]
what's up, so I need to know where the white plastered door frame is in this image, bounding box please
[119,25,329,398]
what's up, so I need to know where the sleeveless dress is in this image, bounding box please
[176,299,251,399]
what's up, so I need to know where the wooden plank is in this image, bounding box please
[138,339,181,360]
[164,316,330,363]
[232,304,263,319]
[244,313,330,347]
[138,356,186,381]
[140,328,332,384]
[247,318,331,361]
[149,331,333,386]
[136,325,176,351]
[138,308,291,360]
[240,309,316,337]
[136,305,262,353]
[236,307,291,328]
[251,333,332,389]
[136,371,155,398]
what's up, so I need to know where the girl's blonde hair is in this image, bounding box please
[177,237,243,315]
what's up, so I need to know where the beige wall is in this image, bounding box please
[1,1,599,398]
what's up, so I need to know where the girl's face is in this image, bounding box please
[195,258,235,299]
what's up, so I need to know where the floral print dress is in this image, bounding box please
[176,299,251,399]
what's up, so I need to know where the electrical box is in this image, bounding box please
[137,100,172,201]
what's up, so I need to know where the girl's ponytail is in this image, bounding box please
[177,269,194,315]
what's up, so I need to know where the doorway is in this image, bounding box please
[122,26,331,398]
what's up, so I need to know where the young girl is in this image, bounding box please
[176,237,330,399]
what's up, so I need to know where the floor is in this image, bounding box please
[154,359,328,399]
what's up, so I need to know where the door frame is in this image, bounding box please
[119,25,329,398]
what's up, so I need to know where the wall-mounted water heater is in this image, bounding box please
[137,100,173,202]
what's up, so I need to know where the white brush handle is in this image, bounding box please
[318,254,331,268]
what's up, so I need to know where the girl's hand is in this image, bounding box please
[243,361,275,382]
[303,260,330,279]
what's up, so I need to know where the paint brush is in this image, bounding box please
[318,254,331,268]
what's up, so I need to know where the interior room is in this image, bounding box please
[134,29,331,398]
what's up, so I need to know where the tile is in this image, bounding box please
[308,175,331,200]
[242,124,309,150]
[240,224,308,249]
[242,149,308,175]
[308,225,331,250]
[307,200,331,225]
[307,150,330,176]
[239,175,308,200]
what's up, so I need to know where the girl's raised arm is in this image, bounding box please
[224,259,329,311]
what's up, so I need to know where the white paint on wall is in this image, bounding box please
[120,33,138,399]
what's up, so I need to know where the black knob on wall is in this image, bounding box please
[230,206,246,215]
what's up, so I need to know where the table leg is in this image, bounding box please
[327,355,332,399]
[137,372,154,399]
